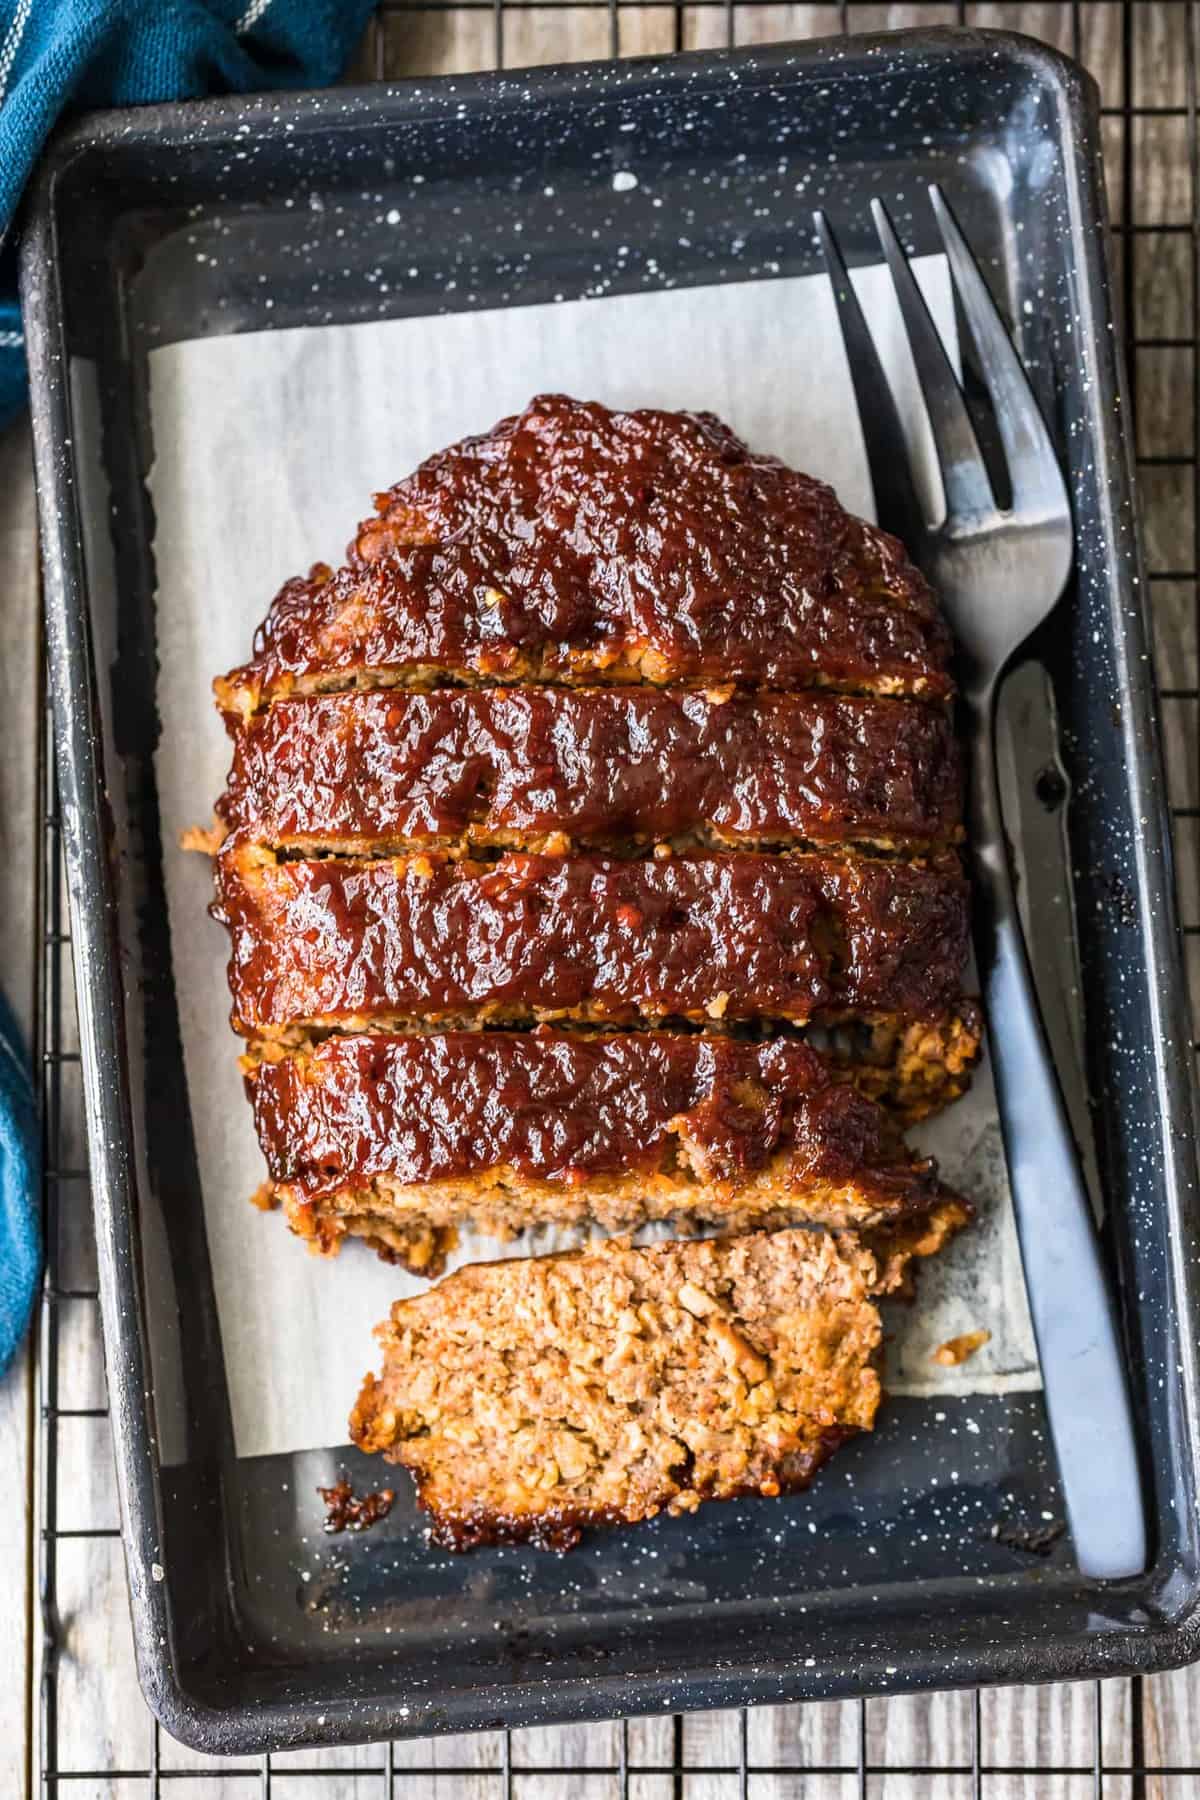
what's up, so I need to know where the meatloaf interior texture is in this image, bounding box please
[205,396,978,1546]
[349,1226,945,1549]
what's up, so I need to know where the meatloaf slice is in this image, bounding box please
[246,1030,967,1273]
[216,688,962,857]
[829,1006,982,1122]
[216,843,973,1035]
[215,396,953,722]
[349,1225,942,1549]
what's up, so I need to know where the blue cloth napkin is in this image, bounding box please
[0,987,37,1375]
[0,0,377,434]
[0,0,374,1373]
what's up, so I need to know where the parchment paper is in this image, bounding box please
[149,260,1040,1460]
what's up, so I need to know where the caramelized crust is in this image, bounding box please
[217,687,963,856]
[216,843,971,1035]
[349,1226,950,1549]
[246,1030,964,1272]
[218,838,978,1036]
[216,396,952,720]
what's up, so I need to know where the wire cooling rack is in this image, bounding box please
[32,1,1200,1793]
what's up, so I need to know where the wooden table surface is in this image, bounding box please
[7,3,1200,1794]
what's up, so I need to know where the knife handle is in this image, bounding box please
[966,687,1147,1581]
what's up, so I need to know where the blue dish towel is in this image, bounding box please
[0,0,374,1374]
[0,0,377,431]
[0,988,37,1376]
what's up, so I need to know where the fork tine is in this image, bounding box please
[928,183,1069,516]
[870,196,996,523]
[813,210,927,555]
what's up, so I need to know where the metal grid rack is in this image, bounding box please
[31,2,1200,1793]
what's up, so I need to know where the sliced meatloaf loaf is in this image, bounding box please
[207,395,975,1309]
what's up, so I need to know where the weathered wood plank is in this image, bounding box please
[678,1704,743,1797]
[1138,347,1196,458]
[1145,1663,1200,1800]
[1159,692,1198,811]
[845,4,963,30]
[748,1699,861,1772]
[0,412,45,1800]
[735,6,839,45]
[267,1738,392,1797]
[868,1688,974,1791]
[52,1539,153,1774]
[1076,0,1125,107]
[380,8,498,77]
[0,1344,32,1800]
[615,8,678,56]
[980,1679,1130,1774]
[1151,579,1198,692]
[980,1780,1130,1800]
[1172,815,1200,926]
[1136,232,1192,338]
[167,1783,263,1800]
[499,7,615,66]
[155,1730,264,1777]
[681,8,731,52]
[1133,0,1187,108]
[966,2,1072,51]
[1137,466,1195,579]
[511,1719,623,1799]
[389,1727,505,1797]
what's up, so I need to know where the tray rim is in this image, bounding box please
[20,24,1200,1757]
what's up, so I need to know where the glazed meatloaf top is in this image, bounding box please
[216,844,971,1035]
[350,1227,903,1549]
[247,1029,947,1215]
[216,687,963,855]
[215,395,953,719]
[210,394,972,1298]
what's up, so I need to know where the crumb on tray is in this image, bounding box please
[319,1475,395,1534]
[180,818,224,855]
[931,1327,991,1367]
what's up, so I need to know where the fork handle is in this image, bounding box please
[965,686,1147,1581]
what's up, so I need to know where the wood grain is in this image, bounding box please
[22,4,1200,1796]
[0,415,42,1800]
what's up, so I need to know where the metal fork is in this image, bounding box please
[816,187,1146,1582]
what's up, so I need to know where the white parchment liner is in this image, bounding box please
[148,258,1039,1460]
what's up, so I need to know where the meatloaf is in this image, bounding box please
[208,395,976,1300]
[215,686,963,857]
[215,843,972,1035]
[349,1224,959,1549]
[246,1030,967,1274]
[215,394,953,721]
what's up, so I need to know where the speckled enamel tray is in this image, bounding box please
[20,27,1200,1758]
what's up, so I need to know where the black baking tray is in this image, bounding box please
[19,25,1200,1757]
